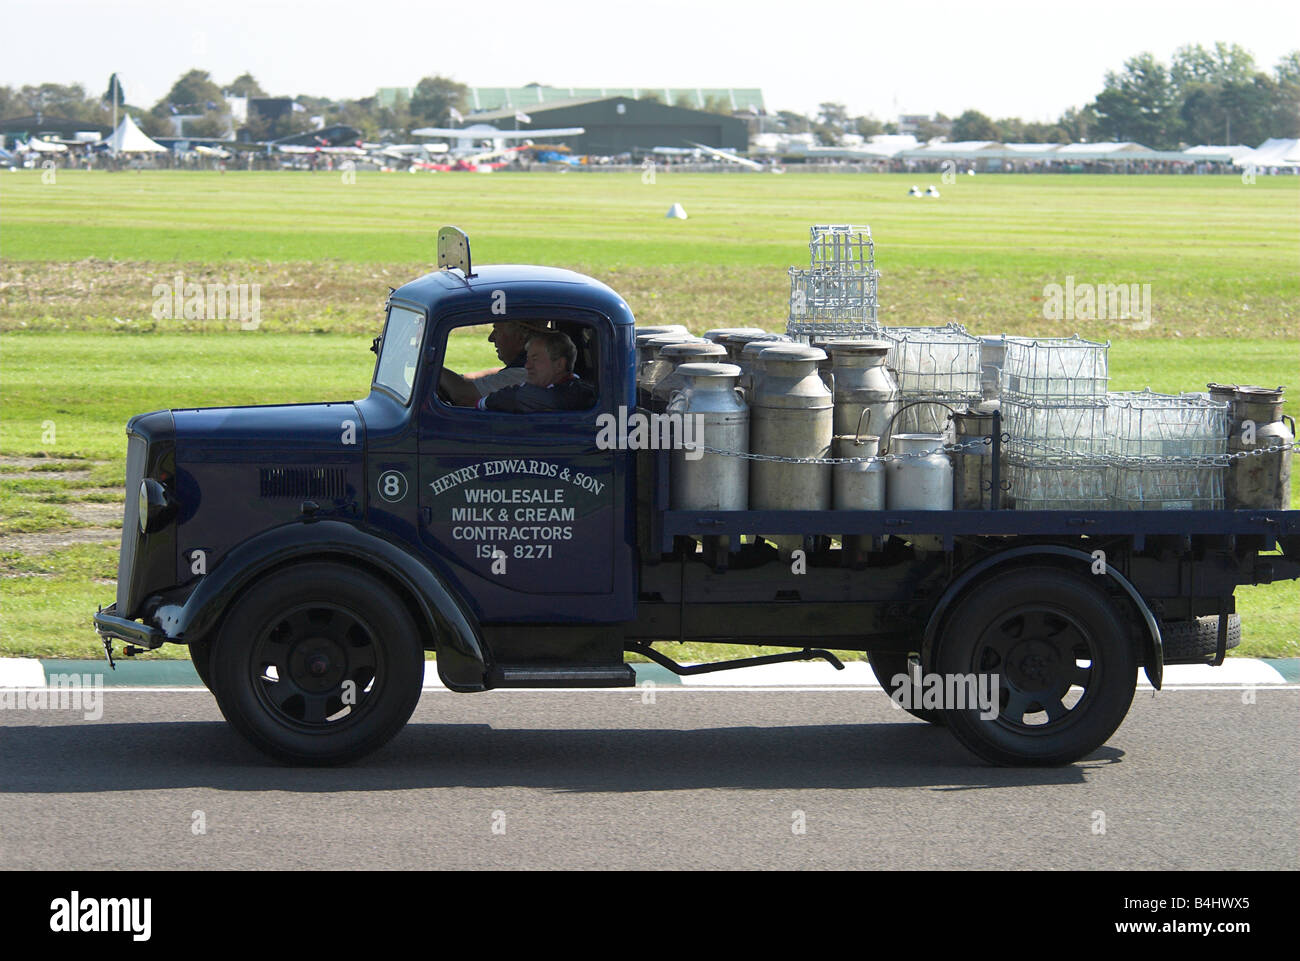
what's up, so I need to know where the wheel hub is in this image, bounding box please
[289,637,347,693]
[1005,639,1060,691]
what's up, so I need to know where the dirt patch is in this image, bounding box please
[64,503,123,525]
[0,529,120,554]
[1,471,98,481]
[0,456,92,468]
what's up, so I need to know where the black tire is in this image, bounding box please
[868,651,946,725]
[188,637,214,692]
[209,562,425,765]
[934,568,1137,767]
[1160,614,1241,663]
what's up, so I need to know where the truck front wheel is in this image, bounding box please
[934,568,1137,766]
[209,563,425,765]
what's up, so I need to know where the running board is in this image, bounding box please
[489,663,637,688]
[625,642,844,676]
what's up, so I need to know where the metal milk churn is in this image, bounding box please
[704,327,767,345]
[751,346,833,555]
[667,363,749,510]
[650,342,728,411]
[886,433,953,510]
[722,330,783,365]
[827,340,900,445]
[951,403,1005,509]
[1222,385,1294,509]
[635,325,690,339]
[738,334,790,398]
[637,333,704,408]
[833,434,886,511]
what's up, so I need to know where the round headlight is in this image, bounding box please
[138,478,173,534]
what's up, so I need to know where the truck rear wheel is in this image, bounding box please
[188,637,214,692]
[868,651,946,725]
[934,568,1137,766]
[209,563,425,765]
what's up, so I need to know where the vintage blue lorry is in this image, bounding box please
[94,228,1300,767]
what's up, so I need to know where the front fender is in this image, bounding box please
[154,519,489,692]
[921,544,1163,690]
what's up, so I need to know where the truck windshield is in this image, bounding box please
[374,306,425,404]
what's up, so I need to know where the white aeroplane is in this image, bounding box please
[686,141,766,171]
[410,123,585,157]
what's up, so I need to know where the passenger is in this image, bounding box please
[478,330,595,413]
[439,321,530,406]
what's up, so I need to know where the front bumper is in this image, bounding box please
[93,603,165,650]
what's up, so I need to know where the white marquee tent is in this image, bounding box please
[101,115,166,153]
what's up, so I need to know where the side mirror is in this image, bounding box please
[370,336,380,355]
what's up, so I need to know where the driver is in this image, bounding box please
[438,321,530,406]
[477,330,595,412]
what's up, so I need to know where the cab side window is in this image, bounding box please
[433,318,600,412]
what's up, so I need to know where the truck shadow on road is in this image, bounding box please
[0,720,1124,792]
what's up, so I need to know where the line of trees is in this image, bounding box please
[0,71,471,142]
[755,44,1299,148]
[3,43,1296,147]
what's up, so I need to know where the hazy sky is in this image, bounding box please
[5,0,1298,121]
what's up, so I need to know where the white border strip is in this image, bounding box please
[0,658,1291,691]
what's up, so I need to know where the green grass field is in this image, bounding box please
[1,170,1297,662]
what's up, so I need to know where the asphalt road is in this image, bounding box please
[1,686,1295,870]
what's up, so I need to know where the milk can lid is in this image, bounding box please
[760,344,826,363]
[676,362,742,379]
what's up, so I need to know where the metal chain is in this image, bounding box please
[696,437,987,466]
[1005,437,1299,466]
[693,436,1298,468]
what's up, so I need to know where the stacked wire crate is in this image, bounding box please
[1106,389,1230,509]
[786,225,879,343]
[874,323,983,437]
[1001,336,1111,509]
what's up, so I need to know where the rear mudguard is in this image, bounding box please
[153,519,489,692]
[920,544,1163,690]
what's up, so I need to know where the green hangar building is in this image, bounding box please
[469,96,751,155]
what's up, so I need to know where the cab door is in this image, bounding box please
[416,307,630,624]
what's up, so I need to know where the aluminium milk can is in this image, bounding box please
[886,433,953,510]
[833,435,886,511]
[737,334,790,398]
[704,327,767,345]
[1223,385,1294,509]
[750,345,833,512]
[951,403,1006,509]
[667,363,749,511]
[828,340,900,445]
[723,330,785,365]
[637,333,705,408]
[650,342,728,411]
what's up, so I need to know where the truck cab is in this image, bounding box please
[95,227,1300,768]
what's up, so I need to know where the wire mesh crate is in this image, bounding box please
[875,325,981,397]
[786,225,880,340]
[1106,389,1229,459]
[808,224,875,273]
[787,269,879,326]
[1001,398,1109,458]
[1000,336,1109,403]
[1110,460,1226,510]
[1008,454,1112,510]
